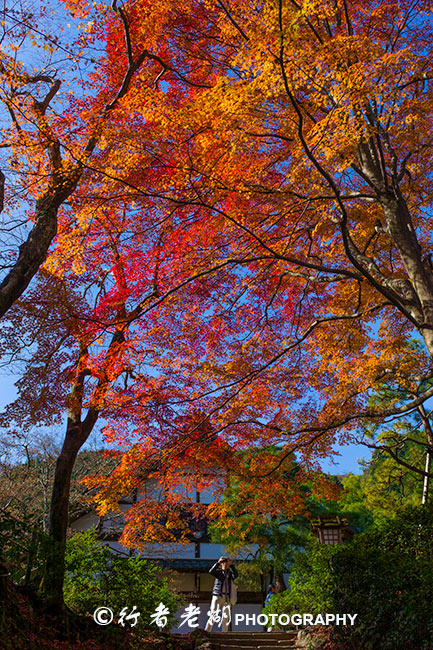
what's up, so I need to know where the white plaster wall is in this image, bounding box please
[139,542,197,559]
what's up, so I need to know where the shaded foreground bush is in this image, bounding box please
[0,519,189,649]
[0,571,187,650]
[64,530,180,630]
[265,505,433,650]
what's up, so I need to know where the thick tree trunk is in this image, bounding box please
[42,331,122,607]
[351,143,433,358]
[382,192,433,353]
[0,170,82,319]
[0,203,58,318]
[41,413,96,608]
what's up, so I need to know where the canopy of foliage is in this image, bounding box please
[2,0,433,608]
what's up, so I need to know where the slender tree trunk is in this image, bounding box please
[422,450,431,505]
[418,405,433,506]
[24,530,38,588]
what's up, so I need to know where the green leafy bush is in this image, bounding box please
[64,530,180,630]
[265,505,433,650]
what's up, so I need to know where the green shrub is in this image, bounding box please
[265,505,433,650]
[64,530,180,630]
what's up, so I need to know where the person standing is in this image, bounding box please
[205,556,238,633]
[264,582,279,607]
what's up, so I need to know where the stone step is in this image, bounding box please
[211,638,296,645]
[208,632,298,650]
[211,640,296,650]
[210,632,297,638]
[209,635,297,641]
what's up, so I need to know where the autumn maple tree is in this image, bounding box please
[0,0,153,317]
[4,0,433,609]
[0,0,197,605]
[76,0,433,548]
[112,0,433,457]
[1,207,207,604]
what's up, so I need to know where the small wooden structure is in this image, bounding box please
[310,515,354,545]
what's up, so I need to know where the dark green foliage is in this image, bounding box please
[0,510,46,585]
[266,505,433,650]
[64,530,180,630]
